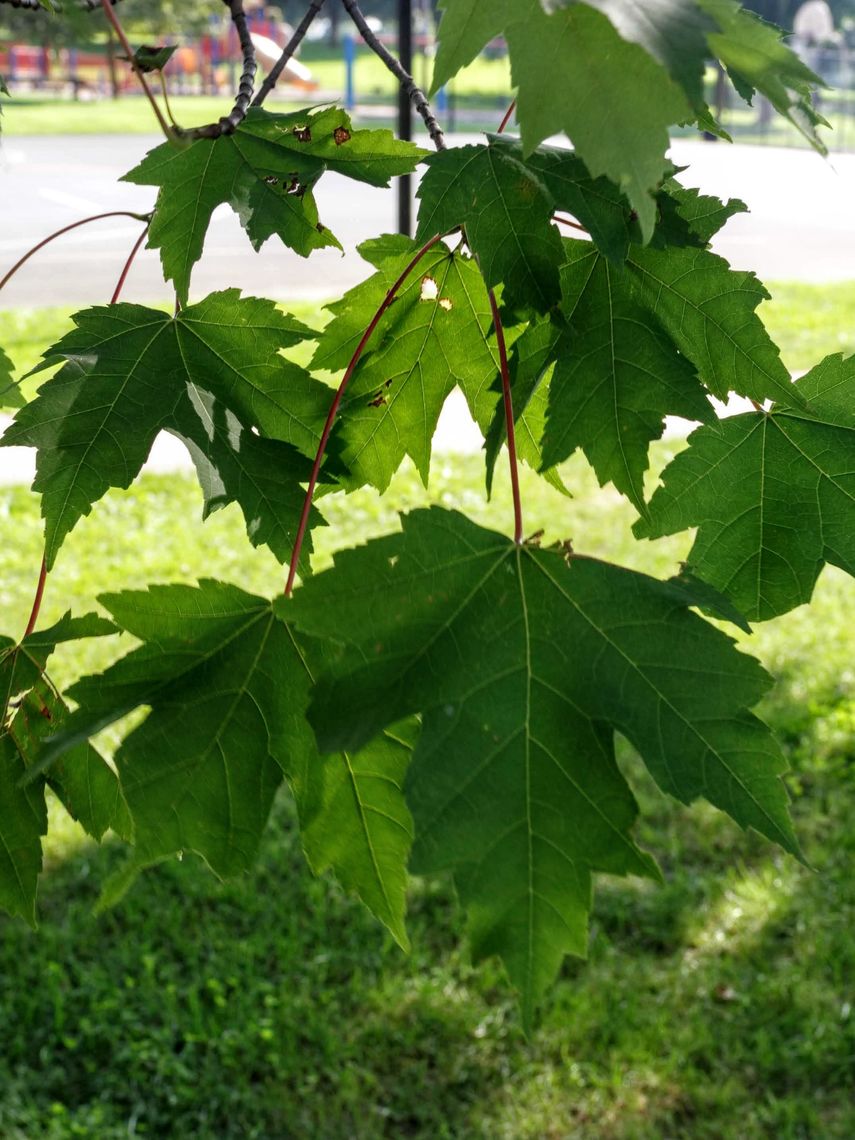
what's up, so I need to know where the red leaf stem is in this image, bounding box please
[0,211,151,294]
[110,224,150,305]
[100,0,174,139]
[487,287,523,545]
[497,100,517,134]
[284,231,447,596]
[23,556,47,640]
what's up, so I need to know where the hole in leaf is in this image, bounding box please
[293,126,312,143]
[420,276,438,301]
[264,175,279,186]
[439,298,453,311]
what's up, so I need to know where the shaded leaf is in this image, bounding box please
[169,385,324,570]
[543,240,713,513]
[1,292,331,566]
[122,43,178,73]
[638,355,855,620]
[313,237,499,490]
[484,313,570,496]
[124,107,426,304]
[41,581,301,877]
[0,346,23,411]
[626,244,796,406]
[0,731,46,926]
[291,508,797,1024]
[416,144,563,314]
[698,0,827,153]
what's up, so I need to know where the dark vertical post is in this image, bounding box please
[397,0,413,236]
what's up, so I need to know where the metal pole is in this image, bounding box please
[397,0,413,236]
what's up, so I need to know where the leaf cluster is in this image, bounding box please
[0,0,850,1029]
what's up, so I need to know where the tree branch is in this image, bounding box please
[253,0,327,106]
[176,0,257,139]
[340,0,445,151]
[99,0,173,139]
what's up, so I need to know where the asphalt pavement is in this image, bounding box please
[1,132,854,485]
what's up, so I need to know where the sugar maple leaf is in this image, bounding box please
[291,508,798,1026]
[124,106,429,304]
[639,355,855,621]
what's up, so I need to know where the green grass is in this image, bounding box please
[3,279,853,388]
[1,292,854,1137]
[1,456,854,1139]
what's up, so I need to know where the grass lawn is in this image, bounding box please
[0,290,854,1137]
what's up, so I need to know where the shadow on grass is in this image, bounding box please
[1,723,853,1140]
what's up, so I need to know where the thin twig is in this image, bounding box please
[100,0,173,139]
[110,223,149,304]
[553,213,589,234]
[497,100,516,134]
[176,0,257,139]
[341,0,446,151]
[487,287,523,545]
[284,231,447,595]
[0,210,152,294]
[253,0,327,106]
[0,0,121,8]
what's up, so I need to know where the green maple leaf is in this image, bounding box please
[638,355,855,621]
[0,346,23,410]
[0,612,125,924]
[626,244,795,406]
[698,0,827,152]
[122,44,178,74]
[40,581,302,877]
[658,178,747,246]
[416,144,564,313]
[542,240,713,513]
[483,314,569,497]
[430,0,509,93]
[0,730,46,926]
[291,508,798,1024]
[506,1,690,239]
[489,136,636,266]
[312,236,500,491]
[169,386,324,571]
[41,581,414,944]
[1,292,332,567]
[124,106,427,304]
[560,0,715,109]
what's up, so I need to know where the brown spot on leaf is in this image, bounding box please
[287,179,307,197]
[293,126,312,143]
[368,392,387,408]
[334,126,352,146]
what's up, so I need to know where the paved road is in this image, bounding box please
[1,134,853,485]
[2,134,855,309]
